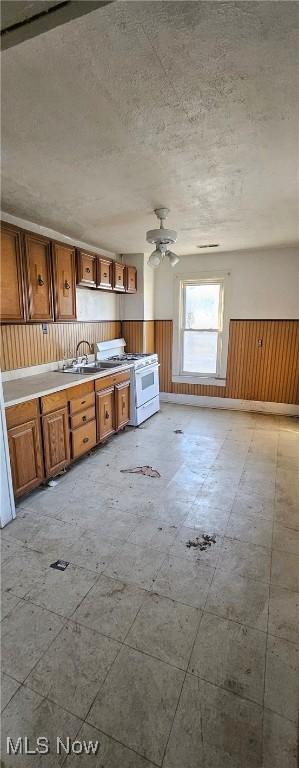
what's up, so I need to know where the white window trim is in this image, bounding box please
[172,271,231,386]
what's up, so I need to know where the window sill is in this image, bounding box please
[172,375,227,387]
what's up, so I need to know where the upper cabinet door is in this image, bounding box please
[53,243,77,320]
[97,257,113,290]
[113,262,125,292]
[77,249,97,288]
[24,232,54,321]
[0,223,26,323]
[125,265,137,293]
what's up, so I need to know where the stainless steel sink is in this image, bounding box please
[57,361,125,374]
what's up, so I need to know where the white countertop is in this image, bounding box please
[2,365,132,407]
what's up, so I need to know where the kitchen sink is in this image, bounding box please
[57,361,125,374]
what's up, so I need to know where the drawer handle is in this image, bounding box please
[105,410,109,420]
[82,415,87,422]
[37,274,44,286]
[118,275,121,281]
[64,280,70,290]
[81,400,86,405]
[103,272,107,278]
[83,436,89,444]
[86,267,91,273]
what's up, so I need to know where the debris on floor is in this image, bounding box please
[47,478,59,488]
[50,559,69,571]
[186,533,216,550]
[174,429,184,434]
[120,465,161,478]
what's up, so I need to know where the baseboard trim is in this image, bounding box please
[160,392,299,417]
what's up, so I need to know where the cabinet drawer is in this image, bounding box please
[70,406,95,430]
[41,390,67,415]
[95,371,130,392]
[67,381,94,401]
[71,420,96,458]
[69,391,95,415]
[6,399,39,429]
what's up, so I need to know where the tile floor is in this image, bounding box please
[1,403,299,767]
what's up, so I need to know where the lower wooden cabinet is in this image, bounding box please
[6,373,131,497]
[96,386,115,442]
[42,407,70,477]
[8,418,44,497]
[71,420,97,458]
[115,381,130,430]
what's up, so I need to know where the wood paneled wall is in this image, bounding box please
[0,321,121,371]
[122,321,155,354]
[155,320,299,405]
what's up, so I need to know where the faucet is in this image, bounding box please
[75,340,93,365]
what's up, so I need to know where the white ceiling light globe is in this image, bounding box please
[166,250,180,267]
[148,248,162,268]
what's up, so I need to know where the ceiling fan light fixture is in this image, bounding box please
[146,208,179,268]
[166,250,180,267]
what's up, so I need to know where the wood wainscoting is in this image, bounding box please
[155,320,299,405]
[122,321,155,354]
[0,321,121,372]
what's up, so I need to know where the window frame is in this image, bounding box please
[172,272,230,386]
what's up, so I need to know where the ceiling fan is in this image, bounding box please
[146,208,180,268]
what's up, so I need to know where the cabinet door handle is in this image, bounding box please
[81,400,86,405]
[64,280,70,289]
[86,267,91,273]
[83,436,89,444]
[122,399,125,412]
[82,415,87,422]
[118,275,121,281]
[105,410,109,420]
[103,272,107,278]
[37,274,44,286]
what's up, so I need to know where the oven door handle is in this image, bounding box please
[135,363,160,376]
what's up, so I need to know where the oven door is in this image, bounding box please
[135,363,160,407]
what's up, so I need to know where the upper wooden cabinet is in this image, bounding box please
[113,261,126,292]
[125,265,137,293]
[0,223,26,323]
[97,257,113,291]
[52,242,77,320]
[24,232,54,322]
[76,249,97,288]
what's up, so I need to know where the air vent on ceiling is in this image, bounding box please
[197,244,220,249]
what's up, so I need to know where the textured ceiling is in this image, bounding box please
[2,1,298,255]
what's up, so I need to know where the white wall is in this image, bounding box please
[76,287,120,321]
[154,246,299,320]
[121,254,154,321]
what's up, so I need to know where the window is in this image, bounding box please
[172,274,229,385]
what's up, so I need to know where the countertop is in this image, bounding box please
[2,365,132,407]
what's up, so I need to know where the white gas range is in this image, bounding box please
[95,339,160,426]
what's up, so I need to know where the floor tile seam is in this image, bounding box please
[23,632,123,725]
[201,607,268,636]
[261,444,278,743]
[159,610,205,768]
[81,719,161,768]
[185,668,265,708]
[7,618,69,690]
